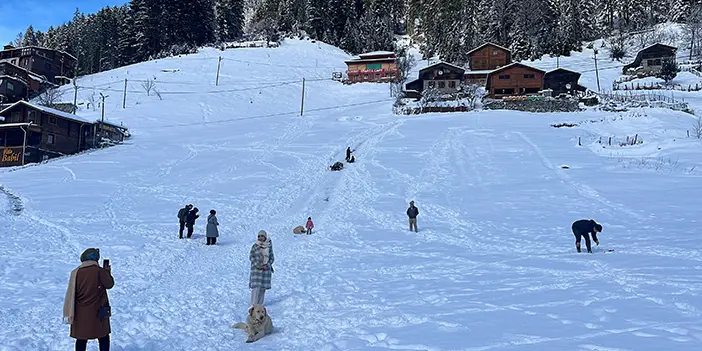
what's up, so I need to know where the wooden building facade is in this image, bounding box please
[543,68,587,96]
[0,44,77,84]
[0,101,129,166]
[622,43,677,75]
[405,62,466,95]
[467,43,512,71]
[344,51,399,83]
[485,63,545,98]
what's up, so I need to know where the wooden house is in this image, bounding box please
[485,63,545,98]
[404,62,466,95]
[622,43,677,75]
[0,101,128,166]
[543,68,587,96]
[0,62,51,102]
[0,76,28,103]
[0,44,77,84]
[344,51,399,83]
[467,43,512,71]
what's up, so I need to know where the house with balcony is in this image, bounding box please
[343,51,399,84]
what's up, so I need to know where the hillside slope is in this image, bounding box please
[1,39,702,350]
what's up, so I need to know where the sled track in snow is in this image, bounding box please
[0,184,23,215]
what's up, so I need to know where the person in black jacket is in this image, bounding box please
[186,207,200,239]
[177,204,193,239]
[572,219,602,253]
[406,201,419,232]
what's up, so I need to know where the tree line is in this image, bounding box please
[8,0,694,76]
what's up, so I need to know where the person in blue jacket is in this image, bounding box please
[571,219,602,253]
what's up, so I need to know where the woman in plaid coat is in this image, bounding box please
[249,230,274,305]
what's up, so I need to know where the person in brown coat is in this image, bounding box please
[63,248,115,351]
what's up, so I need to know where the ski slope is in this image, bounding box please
[1,38,702,350]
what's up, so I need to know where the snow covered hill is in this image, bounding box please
[1,38,702,350]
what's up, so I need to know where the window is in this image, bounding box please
[499,74,510,80]
[22,48,31,56]
[28,110,39,124]
[10,111,21,123]
[49,116,57,124]
[47,134,55,145]
[438,81,446,89]
[10,59,17,64]
[654,59,661,65]
[448,81,456,89]
[524,74,535,79]
[6,82,14,91]
[366,63,382,70]
[647,59,654,66]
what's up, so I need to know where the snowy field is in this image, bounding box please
[1,36,702,350]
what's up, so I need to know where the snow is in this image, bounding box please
[2,37,702,351]
[0,122,34,128]
[0,101,92,124]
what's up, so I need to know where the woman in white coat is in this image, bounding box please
[206,210,219,245]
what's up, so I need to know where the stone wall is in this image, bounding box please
[483,98,581,112]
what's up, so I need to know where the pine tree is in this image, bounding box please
[657,59,678,84]
[340,16,363,54]
[21,26,38,46]
[216,0,245,42]
[117,4,136,66]
[307,0,329,41]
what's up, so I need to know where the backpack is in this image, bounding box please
[177,208,187,221]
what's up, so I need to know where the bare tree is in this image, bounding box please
[685,4,702,61]
[12,32,23,47]
[84,91,98,111]
[36,88,65,108]
[142,79,156,96]
[693,117,702,138]
[458,83,481,109]
[395,46,417,83]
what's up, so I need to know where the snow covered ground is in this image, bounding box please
[2,37,702,350]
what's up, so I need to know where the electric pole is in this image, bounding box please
[593,49,601,92]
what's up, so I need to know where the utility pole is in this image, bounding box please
[593,49,601,92]
[73,81,78,114]
[123,79,127,109]
[99,93,108,147]
[300,78,305,116]
[216,56,222,86]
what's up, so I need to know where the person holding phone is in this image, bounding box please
[63,248,114,351]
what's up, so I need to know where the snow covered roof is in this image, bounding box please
[99,120,129,130]
[344,57,397,64]
[464,69,495,75]
[466,42,511,56]
[640,42,677,53]
[0,100,92,124]
[487,62,545,75]
[0,75,27,85]
[419,61,466,73]
[0,61,49,83]
[545,67,581,75]
[359,51,395,57]
[0,122,34,128]
[1,45,77,61]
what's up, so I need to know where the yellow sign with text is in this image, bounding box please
[0,147,23,167]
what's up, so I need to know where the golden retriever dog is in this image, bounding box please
[292,225,306,234]
[232,304,273,343]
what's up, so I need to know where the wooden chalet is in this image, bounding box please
[0,62,52,103]
[405,62,466,96]
[0,101,128,166]
[543,68,587,96]
[0,44,77,84]
[622,43,677,75]
[344,51,399,83]
[485,63,545,98]
[467,43,512,71]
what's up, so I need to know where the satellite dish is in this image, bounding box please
[566,83,572,89]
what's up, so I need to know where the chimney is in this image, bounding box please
[3,43,15,50]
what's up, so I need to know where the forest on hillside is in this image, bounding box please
[7,0,700,77]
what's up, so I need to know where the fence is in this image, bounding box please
[614,81,702,92]
[597,91,693,114]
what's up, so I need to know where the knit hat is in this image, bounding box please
[210,209,216,215]
[409,200,414,205]
[80,248,100,262]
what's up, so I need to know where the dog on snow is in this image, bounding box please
[232,304,273,343]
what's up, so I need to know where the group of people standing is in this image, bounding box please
[177,204,220,245]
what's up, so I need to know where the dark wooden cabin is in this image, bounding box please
[0,75,28,103]
[405,62,466,95]
[0,101,96,164]
[485,63,545,98]
[0,45,77,84]
[543,68,587,96]
[622,43,677,75]
[467,43,512,71]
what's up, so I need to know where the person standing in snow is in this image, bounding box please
[249,230,274,305]
[571,219,603,253]
[63,248,114,351]
[346,147,352,162]
[186,207,200,239]
[177,204,193,239]
[206,209,220,245]
[406,200,419,232]
[305,217,314,234]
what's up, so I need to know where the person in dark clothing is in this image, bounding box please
[348,155,355,163]
[177,204,193,239]
[346,147,352,162]
[571,219,602,253]
[330,162,344,171]
[186,207,200,239]
[406,201,419,232]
